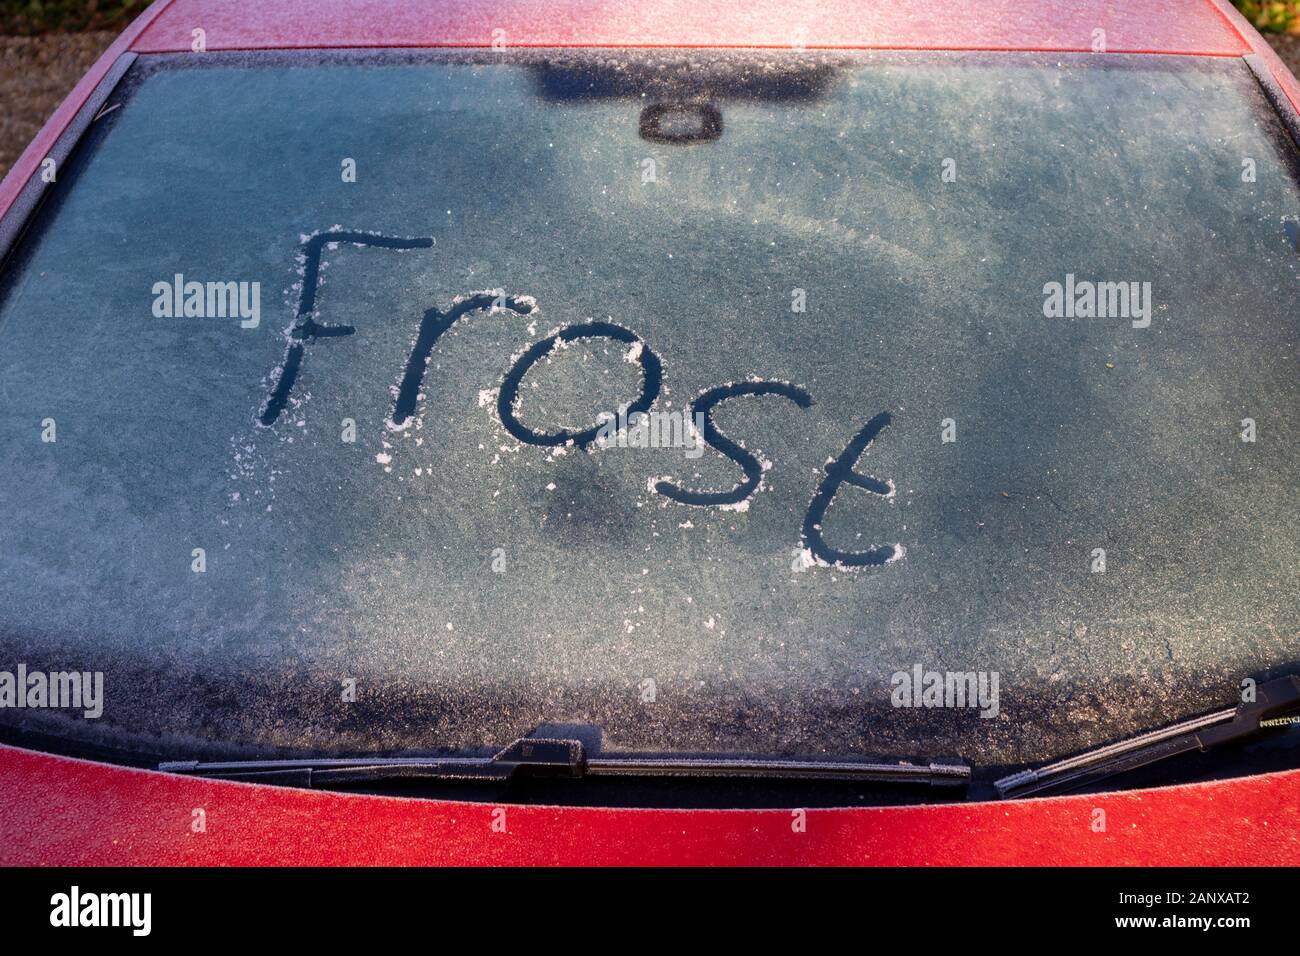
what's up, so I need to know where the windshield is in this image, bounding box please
[0,49,1297,779]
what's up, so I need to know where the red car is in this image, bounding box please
[0,0,1298,878]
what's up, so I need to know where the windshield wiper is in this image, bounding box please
[995,674,1300,800]
[160,736,970,789]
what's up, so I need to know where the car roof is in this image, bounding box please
[1,0,1288,236]
[128,0,1251,56]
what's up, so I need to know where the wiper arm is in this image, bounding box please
[160,737,970,789]
[995,674,1300,800]
[160,738,590,788]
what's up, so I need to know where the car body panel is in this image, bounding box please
[2,743,1298,865]
[128,0,1250,55]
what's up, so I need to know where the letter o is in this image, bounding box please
[496,321,662,448]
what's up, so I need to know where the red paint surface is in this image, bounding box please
[2,743,1298,865]
[130,0,1250,55]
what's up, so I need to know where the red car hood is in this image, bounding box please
[2,743,1298,865]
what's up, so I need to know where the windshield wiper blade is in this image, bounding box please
[582,755,969,785]
[160,736,970,789]
[995,674,1300,800]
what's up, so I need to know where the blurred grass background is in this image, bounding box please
[1237,1,1300,32]
[2,1,149,35]
[2,1,1300,178]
